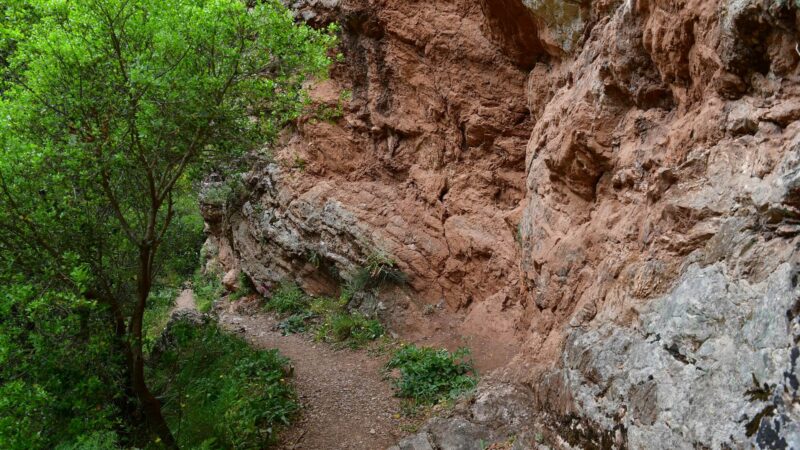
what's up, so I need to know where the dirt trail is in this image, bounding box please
[172,289,196,312]
[214,300,415,450]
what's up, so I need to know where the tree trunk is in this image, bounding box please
[131,245,178,449]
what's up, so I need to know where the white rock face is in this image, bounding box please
[562,262,799,449]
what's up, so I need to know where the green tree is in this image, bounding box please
[0,0,335,446]
[0,283,125,449]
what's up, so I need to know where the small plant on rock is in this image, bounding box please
[230,271,257,301]
[347,251,407,294]
[201,175,248,208]
[292,154,307,171]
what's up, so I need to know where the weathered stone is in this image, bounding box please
[222,269,240,292]
[556,262,800,448]
[471,383,536,427]
[726,100,759,135]
[391,432,435,450]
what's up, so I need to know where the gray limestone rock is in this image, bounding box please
[560,262,799,449]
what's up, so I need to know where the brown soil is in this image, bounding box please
[215,299,420,450]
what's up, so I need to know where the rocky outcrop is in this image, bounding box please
[510,0,800,447]
[389,384,557,450]
[201,0,800,447]
[203,0,537,364]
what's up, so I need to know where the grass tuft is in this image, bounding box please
[346,251,407,294]
[143,287,178,354]
[316,312,384,349]
[265,283,384,349]
[277,312,314,335]
[265,282,309,314]
[230,271,256,302]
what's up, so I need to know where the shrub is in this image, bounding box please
[0,285,126,449]
[200,175,248,208]
[265,283,384,349]
[347,251,407,294]
[155,192,206,286]
[143,287,178,354]
[317,313,384,349]
[278,312,314,335]
[308,295,347,317]
[305,88,351,124]
[386,345,477,405]
[192,271,224,313]
[149,319,297,449]
[54,431,120,450]
[265,282,309,314]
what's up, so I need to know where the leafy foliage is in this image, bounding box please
[192,270,225,313]
[230,271,257,301]
[266,282,310,314]
[0,1,37,89]
[0,284,125,449]
[277,312,314,335]
[200,175,249,208]
[0,0,335,445]
[142,287,177,354]
[149,318,297,449]
[386,345,477,405]
[316,312,384,349]
[155,192,206,287]
[305,88,352,124]
[265,282,384,348]
[54,431,121,450]
[347,251,407,295]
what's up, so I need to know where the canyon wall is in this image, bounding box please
[201,0,800,447]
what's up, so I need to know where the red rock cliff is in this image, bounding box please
[203,0,800,447]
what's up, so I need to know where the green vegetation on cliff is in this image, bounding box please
[266,282,386,349]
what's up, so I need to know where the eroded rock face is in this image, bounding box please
[557,263,800,448]
[203,0,537,364]
[201,0,800,447]
[511,0,800,447]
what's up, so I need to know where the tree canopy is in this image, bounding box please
[0,0,336,447]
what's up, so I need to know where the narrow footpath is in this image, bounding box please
[206,298,416,450]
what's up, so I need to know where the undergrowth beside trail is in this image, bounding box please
[262,251,407,348]
[385,344,478,409]
[143,288,178,353]
[262,280,480,413]
[149,318,297,449]
[265,282,384,349]
[192,270,225,313]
